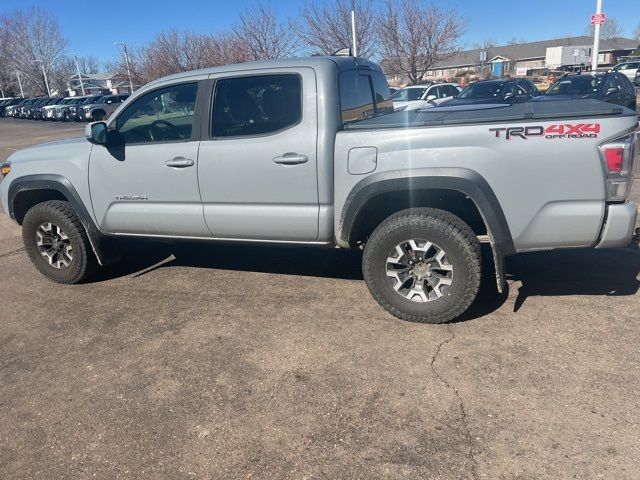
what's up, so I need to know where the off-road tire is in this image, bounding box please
[362,208,481,323]
[22,200,97,284]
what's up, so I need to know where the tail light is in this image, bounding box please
[598,132,637,201]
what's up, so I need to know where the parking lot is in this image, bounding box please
[1,117,639,479]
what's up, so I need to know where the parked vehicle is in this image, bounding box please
[533,72,637,110]
[440,79,538,106]
[44,97,74,121]
[391,83,461,110]
[83,94,129,121]
[4,98,30,117]
[61,96,92,122]
[34,98,60,120]
[611,61,640,81]
[0,56,637,323]
[0,98,21,117]
[72,95,105,121]
[26,98,50,119]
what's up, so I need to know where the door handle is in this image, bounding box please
[272,153,308,165]
[165,157,194,168]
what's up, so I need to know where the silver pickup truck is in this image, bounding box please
[1,56,638,323]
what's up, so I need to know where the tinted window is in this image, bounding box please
[458,81,507,99]
[212,74,301,138]
[340,70,393,123]
[117,82,198,144]
[545,76,603,95]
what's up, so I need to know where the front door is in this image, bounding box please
[89,81,210,236]
[197,69,319,241]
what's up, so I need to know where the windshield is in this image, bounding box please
[457,81,507,99]
[545,76,603,95]
[390,87,429,102]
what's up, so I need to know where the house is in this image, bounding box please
[68,73,132,96]
[385,36,639,85]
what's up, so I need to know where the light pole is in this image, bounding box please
[16,71,24,97]
[114,42,134,94]
[73,53,85,96]
[591,0,603,71]
[34,59,51,96]
[350,0,358,57]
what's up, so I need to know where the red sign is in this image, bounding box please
[590,13,606,25]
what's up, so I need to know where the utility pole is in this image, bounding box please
[34,59,51,96]
[73,54,85,95]
[16,71,24,97]
[591,0,603,71]
[114,42,134,93]
[350,0,357,57]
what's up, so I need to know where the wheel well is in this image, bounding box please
[13,189,68,224]
[349,189,488,246]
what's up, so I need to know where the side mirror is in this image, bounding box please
[85,121,108,145]
[605,87,619,96]
[426,94,437,101]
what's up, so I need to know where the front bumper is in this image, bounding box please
[596,201,638,248]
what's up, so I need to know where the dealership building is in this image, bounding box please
[386,36,638,84]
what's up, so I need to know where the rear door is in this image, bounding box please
[197,68,319,241]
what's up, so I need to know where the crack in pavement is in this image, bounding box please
[430,324,479,480]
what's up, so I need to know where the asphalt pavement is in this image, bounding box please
[1,118,639,479]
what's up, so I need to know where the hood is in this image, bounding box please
[7,137,90,165]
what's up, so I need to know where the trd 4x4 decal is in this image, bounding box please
[490,124,601,140]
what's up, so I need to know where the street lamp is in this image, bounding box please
[16,71,24,97]
[34,59,51,96]
[72,53,85,96]
[114,42,134,94]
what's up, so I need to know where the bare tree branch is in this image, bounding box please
[379,0,466,85]
[297,0,378,58]
[234,3,299,60]
[587,17,622,39]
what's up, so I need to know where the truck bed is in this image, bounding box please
[344,99,637,130]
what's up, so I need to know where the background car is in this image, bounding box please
[532,72,636,110]
[84,94,129,121]
[0,98,21,117]
[391,83,461,110]
[439,78,538,106]
[72,95,104,121]
[62,96,92,121]
[611,61,640,81]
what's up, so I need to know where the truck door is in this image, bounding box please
[197,68,319,241]
[88,81,210,236]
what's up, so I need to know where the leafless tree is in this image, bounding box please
[234,3,298,60]
[297,0,378,57]
[110,30,251,86]
[1,7,68,96]
[77,55,100,74]
[379,0,466,85]
[587,16,622,39]
[507,37,526,45]
[633,23,640,42]
[0,20,19,96]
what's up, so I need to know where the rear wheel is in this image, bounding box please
[362,208,481,323]
[22,201,97,284]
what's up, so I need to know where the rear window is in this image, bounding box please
[339,70,393,124]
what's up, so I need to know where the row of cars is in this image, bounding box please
[391,71,637,112]
[0,94,129,122]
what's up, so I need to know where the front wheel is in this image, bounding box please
[362,208,481,323]
[22,201,97,284]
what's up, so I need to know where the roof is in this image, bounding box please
[431,36,639,69]
[144,56,380,88]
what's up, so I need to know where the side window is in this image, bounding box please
[116,82,198,144]
[212,74,301,138]
[604,76,618,93]
[340,70,393,123]
[340,71,375,123]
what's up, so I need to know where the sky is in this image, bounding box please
[1,0,638,63]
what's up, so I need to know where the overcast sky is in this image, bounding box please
[1,0,638,62]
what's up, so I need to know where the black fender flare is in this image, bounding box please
[8,174,119,266]
[338,167,515,292]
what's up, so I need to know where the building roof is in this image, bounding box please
[68,73,125,81]
[431,36,639,69]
